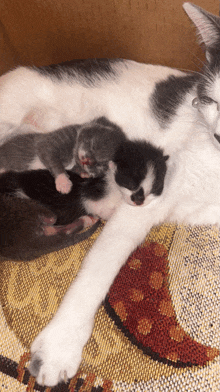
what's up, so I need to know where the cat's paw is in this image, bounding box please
[29,319,92,387]
[55,173,72,194]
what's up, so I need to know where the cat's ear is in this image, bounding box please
[183,2,220,62]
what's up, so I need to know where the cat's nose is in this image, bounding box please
[131,188,145,205]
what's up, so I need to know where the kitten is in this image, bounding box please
[0,117,126,194]
[0,139,168,259]
[0,2,219,387]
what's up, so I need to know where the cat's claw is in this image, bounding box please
[29,317,92,387]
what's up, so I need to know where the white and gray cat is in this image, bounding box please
[0,2,219,387]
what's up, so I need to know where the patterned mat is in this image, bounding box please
[0,222,219,391]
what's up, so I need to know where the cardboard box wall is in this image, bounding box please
[0,0,218,75]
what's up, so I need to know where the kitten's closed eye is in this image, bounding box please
[115,172,138,191]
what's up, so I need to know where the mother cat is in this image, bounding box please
[0,2,220,387]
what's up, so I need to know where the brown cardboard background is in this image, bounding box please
[0,0,218,75]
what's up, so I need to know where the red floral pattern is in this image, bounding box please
[105,242,219,367]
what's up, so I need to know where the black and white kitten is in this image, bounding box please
[0,2,219,387]
[0,117,126,193]
[0,139,168,260]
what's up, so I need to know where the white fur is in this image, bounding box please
[0,62,189,154]
[83,169,126,220]
[1,45,220,386]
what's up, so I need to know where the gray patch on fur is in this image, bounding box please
[151,74,199,127]
[35,58,124,86]
[28,356,42,377]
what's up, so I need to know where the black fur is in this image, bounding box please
[0,170,104,261]
[0,192,99,261]
[114,140,168,196]
[0,170,107,225]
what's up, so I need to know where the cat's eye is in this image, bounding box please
[192,96,219,111]
[200,95,218,106]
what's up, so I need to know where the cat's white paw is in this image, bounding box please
[29,319,92,387]
[55,173,72,194]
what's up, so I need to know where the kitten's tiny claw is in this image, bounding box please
[42,374,45,387]
[63,370,68,384]
[36,214,57,236]
[40,215,57,225]
[57,215,98,235]
[43,226,58,236]
[55,173,72,194]
[80,170,91,178]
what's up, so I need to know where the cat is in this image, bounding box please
[0,2,219,387]
[0,116,126,194]
[0,139,168,260]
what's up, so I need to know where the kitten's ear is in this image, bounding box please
[183,2,220,62]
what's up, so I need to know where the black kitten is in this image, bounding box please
[0,139,168,261]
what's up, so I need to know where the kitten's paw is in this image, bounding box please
[55,173,72,194]
[62,215,98,234]
[29,320,92,387]
[36,214,57,236]
[43,216,98,236]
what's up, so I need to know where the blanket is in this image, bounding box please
[0,222,219,392]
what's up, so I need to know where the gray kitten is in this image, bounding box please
[0,117,126,193]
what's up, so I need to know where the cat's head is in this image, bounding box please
[183,3,220,143]
[111,140,169,206]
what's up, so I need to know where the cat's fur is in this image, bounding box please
[0,117,126,194]
[0,2,219,386]
[0,139,168,260]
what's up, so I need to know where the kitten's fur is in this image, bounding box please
[0,2,219,386]
[0,139,168,260]
[0,117,126,193]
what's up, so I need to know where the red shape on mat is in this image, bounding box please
[106,242,219,367]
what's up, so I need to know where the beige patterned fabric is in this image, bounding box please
[0,222,219,391]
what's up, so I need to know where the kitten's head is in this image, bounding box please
[76,117,126,176]
[111,140,169,206]
[183,3,220,143]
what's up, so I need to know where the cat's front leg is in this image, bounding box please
[29,198,167,387]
